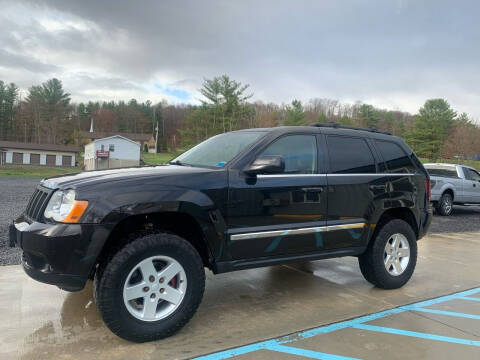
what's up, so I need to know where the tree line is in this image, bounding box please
[0,75,478,160]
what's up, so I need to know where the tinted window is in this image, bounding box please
[464,168,480,181]
[426,168,458,178]
[375,140,416,173]
[327,136,375,174]
[260,135,317,174]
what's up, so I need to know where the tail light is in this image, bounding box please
[425,179,431,202]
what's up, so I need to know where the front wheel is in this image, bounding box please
[94,232,205,342]
[358,219,417,289]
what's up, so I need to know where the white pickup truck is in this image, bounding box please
[424,163,480,216]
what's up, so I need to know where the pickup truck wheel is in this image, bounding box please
[436,193,453,216]
[94,232,205,342]
[358,219,417,289]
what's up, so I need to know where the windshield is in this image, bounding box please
[172,131,265,168]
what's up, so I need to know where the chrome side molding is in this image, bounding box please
[230,223,365,241]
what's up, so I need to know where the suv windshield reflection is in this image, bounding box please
[171,131,265,168]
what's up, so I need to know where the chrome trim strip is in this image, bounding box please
[258,173,415,178]
[230,223,365,241]
[258,174,325,178]
[327,223,366,231]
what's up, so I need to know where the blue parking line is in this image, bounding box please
[353,324,480,347]
[407,307,480,320]
[193,286,480,360]
[295,308,406,339]
[265,344,362,360]
[459,296,480,303]
[193,340,278,360]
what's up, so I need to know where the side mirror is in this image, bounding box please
[244,155,285,175]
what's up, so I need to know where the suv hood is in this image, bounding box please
[41,165,215,189]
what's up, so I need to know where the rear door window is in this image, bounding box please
[326,136,376,174]
[375,140,416,174]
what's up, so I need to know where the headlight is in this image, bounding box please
[44,190,88,223]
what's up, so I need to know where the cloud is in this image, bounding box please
[0,0,479,118]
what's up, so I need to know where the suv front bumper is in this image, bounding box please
[9,215,113,291]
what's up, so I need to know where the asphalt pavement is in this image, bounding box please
[1,176,479,265]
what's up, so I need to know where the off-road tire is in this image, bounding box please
[94,232,205,342]
[358,219,417,289]
[435,193,453,216]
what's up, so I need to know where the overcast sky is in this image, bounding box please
[0,0,479,118]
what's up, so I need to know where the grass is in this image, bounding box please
[142,152,179,165]
[420,158,480,170]
[0,165,80,178]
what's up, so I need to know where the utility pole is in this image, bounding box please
[155,121,159,153]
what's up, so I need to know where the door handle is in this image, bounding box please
[301,187,324,193]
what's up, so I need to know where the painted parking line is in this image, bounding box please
[407,307,480,320]
[459,296,480,302]
[265,344,361,360]
[193,286,480,360]
[352,324,480,347]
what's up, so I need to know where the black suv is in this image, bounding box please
[10,124,432,342]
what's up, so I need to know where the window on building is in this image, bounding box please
[327,136,375,174]
[109,144,115,152]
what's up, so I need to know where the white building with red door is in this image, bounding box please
[84,135,140,170]
[0,141,79,167]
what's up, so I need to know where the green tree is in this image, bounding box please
[284,100,307,126]
[358,104,380,128]
[316,112,328,123]
[407,99,456,159]
[339,115,353,126]
[181,75,253,146]
[0,81,19,140]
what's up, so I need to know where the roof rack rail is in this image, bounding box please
[310,122,392,135]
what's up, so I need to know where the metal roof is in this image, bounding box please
[0,141,81,153]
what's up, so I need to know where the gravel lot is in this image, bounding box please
[0,177,40,265]
[1,177,480,266]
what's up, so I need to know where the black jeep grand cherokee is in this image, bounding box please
[10,124,432,342]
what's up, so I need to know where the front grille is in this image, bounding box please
[25,186,53,222]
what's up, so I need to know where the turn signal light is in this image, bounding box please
[60,201,88,223]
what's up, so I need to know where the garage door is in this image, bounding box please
[30,153,40,165]
[62,155,72,167]
[13,152,23,164]
[46,154,56,166]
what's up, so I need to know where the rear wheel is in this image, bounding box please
[94,232,205,342]
[436,193,453,216]
[358,219,417,289]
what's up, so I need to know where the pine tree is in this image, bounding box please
[284,100,307,126]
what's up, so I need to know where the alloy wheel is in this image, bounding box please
[122,255,187,321]
[383,233,410,276]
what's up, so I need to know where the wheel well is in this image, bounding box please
[96,212,212,272]
[442,188,454,201]
[374,208,419,240]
